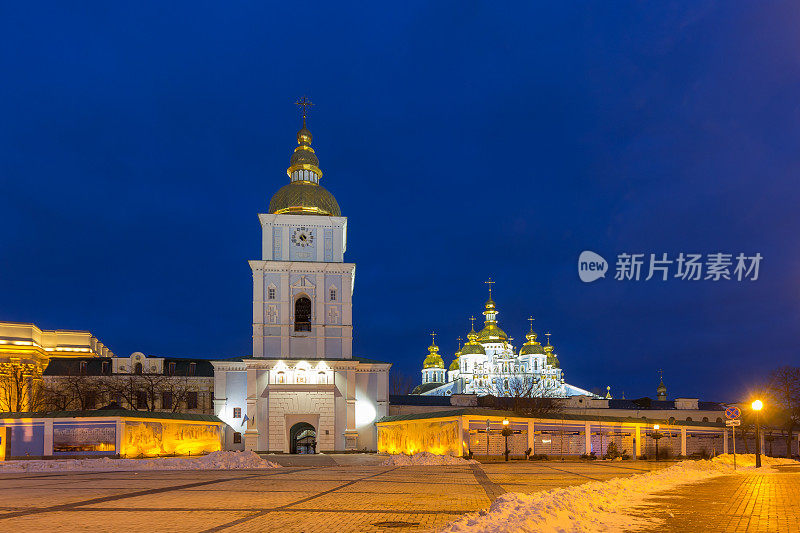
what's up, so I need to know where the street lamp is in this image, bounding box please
[501,418,512,462]
[652,424,663,461]
[752,400,763,468]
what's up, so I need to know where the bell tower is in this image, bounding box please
[250,99,355,359]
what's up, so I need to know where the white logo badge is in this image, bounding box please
[578,251,607,282]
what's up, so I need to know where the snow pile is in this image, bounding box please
[382,452,478,466]
[439,459,753,533]
[0,451,280,473]
[712,453,798,468]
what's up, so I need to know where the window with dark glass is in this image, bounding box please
[233,407,241,418]
[101,361,110,375]
[162,391,173,410]
[268,287,276,300]
[134,362,143,374]
[79,361,87,375]
[294,296,312,331]
[186,391,198,409]
[188,362,196,376]
[233,432,242,444]
[168,362,176,375]
[329,289,336,301]
[136,390,148,409]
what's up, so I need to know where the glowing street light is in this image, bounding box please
[652,424,663,461]
[752,399,763,468]
[501,418,512,462]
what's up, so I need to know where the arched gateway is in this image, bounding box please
[289,422,316,454]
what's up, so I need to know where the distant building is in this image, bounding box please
[412,287,592,398]
[0,322,214,415]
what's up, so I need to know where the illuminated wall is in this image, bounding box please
[377,419,460,456]
[121,420,222,457]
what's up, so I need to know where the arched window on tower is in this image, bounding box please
[294,296,312,331]
[134,362,143,375]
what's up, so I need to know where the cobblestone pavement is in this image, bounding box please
[0,460,673,532]
[633,464,800,533]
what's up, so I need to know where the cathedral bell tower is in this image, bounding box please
[250,99,355,359]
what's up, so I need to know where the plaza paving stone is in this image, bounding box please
[633,463,800,533]
[2,459,794,532]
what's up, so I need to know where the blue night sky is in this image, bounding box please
[1,2,798,402]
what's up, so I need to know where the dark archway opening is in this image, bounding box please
[294,296,312,331]
[289,422,316,454]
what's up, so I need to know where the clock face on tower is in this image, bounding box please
[290,226,315,248]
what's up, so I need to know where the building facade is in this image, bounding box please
[211,114,390,453]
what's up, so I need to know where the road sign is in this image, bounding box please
[725,406,741,420]
[726,419,741,427]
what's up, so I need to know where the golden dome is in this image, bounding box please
[521,319,545,355]
[423,341,445,369]
[268,182,341,216]
[449,352,461,371]
[478,295,507,342]
[460,320,486,355]
[269,109,340,216]
[544,342,560,368]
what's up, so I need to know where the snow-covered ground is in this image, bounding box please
[382,452,478,466]
[711,453,797,468]
[440,456,799,533]
[0,451,280,473]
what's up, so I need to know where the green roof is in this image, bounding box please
[0,410,223,423]
[377,408,727,428]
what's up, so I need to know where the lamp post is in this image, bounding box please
[501,418,512,462]
[752,400,763,468]
[652,424,663,461]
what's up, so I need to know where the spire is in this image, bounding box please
[543,332,560,368]
[656,369,667,400]
[450,336,463,371]
[287,96,323,181]
[477,279,507,342]
[423,331,444,369]
[605,385,612,399]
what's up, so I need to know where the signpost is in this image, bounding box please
[725,407,742,470]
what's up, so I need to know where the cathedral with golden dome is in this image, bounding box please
[413,283,593,398]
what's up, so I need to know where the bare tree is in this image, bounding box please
[766,366,800,457]
[485,375,565,417]
[390,371,416,396]
[0,364,43,412]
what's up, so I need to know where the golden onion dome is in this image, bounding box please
[477,323,508,342]
[268,113,340,217]
[520,324,545,355]
[449,353,461,371]
[478,296,507,342]
[544,342,560,368]
[269,182,341,216]
[423,341,445,369]
[460,323,486,355]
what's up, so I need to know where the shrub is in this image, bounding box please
[529,454,549,461]
[604,442,621,460]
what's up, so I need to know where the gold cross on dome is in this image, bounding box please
[430,331,437,345]
[469,316,476,329]
[528,316,535,329]
[484,277,495,297]
[545,332,551,345]
[295,96,314,123]
[457,336,463,349]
